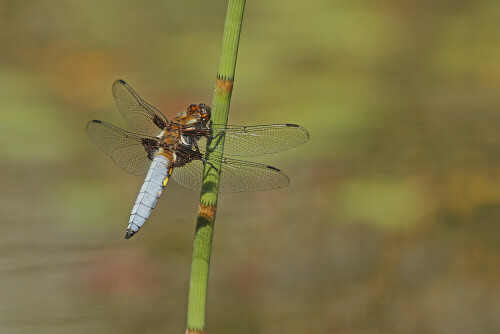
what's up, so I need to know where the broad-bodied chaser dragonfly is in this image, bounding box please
[86,80,309,239]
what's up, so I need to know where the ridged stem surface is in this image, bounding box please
[186,0,246,333]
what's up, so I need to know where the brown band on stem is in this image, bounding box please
[215,76,234,93]
[197,203,217,221]
[186,329,204,334]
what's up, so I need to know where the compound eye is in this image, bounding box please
[187,104,197,113]
[202,106,211,120]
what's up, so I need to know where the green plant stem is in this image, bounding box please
[186,0,246,333]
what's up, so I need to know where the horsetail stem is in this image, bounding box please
[186,1,246,333]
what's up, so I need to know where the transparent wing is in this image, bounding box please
[86,120,159,175]
[112,79,168,136]
[171,152,290,192]
[182,124,309,157]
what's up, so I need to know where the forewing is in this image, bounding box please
[171,153,290,192]
[183,124,309,157]
[86,120,159,175]
[112,79,168,136]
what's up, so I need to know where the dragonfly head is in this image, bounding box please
[187,103,211,124]
[198,104,211,122]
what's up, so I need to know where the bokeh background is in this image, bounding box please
[1,0,499,333]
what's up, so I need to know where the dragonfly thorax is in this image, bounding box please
[158,123,184,149]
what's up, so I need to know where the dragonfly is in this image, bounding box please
[86,80,309,239]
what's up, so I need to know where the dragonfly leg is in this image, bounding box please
[201,157,220,174]
[193,141,201,154]
[212,130,226,140]
[203,130,226,154]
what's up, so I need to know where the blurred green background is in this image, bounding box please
[1,0,499,333]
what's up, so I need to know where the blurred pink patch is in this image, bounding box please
[81,252,160,297]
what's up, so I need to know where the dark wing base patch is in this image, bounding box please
[86,120,159,175]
